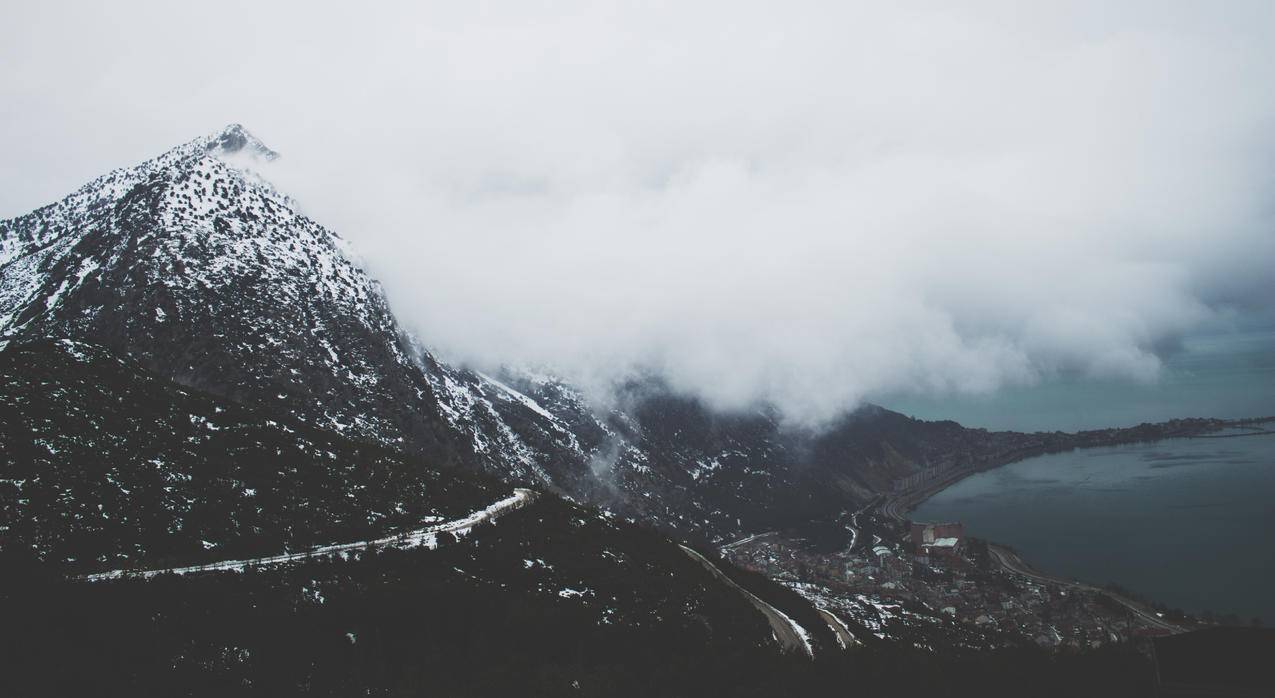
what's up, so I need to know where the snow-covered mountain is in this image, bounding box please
[0,124,991,542]
[2,126,430,442]
[0,125,585,481]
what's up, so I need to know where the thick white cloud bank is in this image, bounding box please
[3,1,1273,423]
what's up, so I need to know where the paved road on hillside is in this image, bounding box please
[816,608,859,649]
[719,530,778,554]
[987,544,1183,633]
[81,489,538,582]
[679,544,814,657]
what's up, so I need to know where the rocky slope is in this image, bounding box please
[0,338,501,571]
[0,125,613,490]
[0,124,1014,544]
[0,340,854,695]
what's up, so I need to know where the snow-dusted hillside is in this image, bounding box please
[0,125,598,486]
[0,124,974,543]
[0,338,502,571]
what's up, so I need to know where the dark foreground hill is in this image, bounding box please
[1,498,1156,698]
[0,337,1160,696]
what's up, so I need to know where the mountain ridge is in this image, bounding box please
[1,124,1162,546]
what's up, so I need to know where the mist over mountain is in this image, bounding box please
[5,2,1272,425]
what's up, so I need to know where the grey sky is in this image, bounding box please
[3,1,1273,423]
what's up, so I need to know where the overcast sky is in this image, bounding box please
[3,1,1273,423]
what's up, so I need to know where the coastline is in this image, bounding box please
[986,543,1184,634]
[889,415,1275,516]
[878,415,1275,635]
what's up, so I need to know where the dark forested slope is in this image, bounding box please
[0,339,499,571]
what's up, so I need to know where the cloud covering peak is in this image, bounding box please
[4,1,1273,423]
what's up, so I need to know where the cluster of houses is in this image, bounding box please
[909,521,964,563]
[723,513,1160,651]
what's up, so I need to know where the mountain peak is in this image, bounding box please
[204,123,279,161]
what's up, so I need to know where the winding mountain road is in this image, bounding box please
[987,544,1183,633]
[845,495,884,553]
[816,608,859,649]
[679,544,815,657]
[81,489,538,582]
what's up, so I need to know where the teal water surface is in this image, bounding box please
[911,432,1275,624]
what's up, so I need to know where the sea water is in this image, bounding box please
[912,433,1275,624]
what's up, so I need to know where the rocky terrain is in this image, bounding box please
[0,338,500,571]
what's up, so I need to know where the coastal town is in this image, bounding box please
[710,418,1275,655]
[720,508,1183,652]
